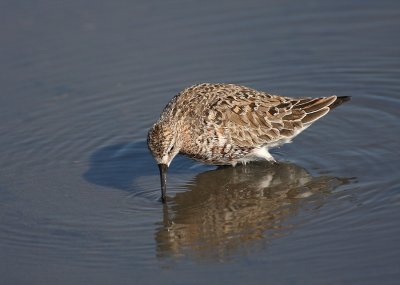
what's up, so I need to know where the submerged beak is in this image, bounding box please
[158,164,168,203]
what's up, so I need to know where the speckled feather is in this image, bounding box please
[148,83,350,166]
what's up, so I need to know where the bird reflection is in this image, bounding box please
[155,162,347,261]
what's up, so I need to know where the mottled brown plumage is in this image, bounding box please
[147,83,350,202]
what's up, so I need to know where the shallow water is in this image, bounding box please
[1,0,400,284]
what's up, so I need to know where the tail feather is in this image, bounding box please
[329,96,351,110]
[302,96,337,113]
[296,95,350,126]
[302,107,330,124]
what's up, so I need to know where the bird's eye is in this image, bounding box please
[169,146,175,153]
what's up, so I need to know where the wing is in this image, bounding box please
[208,89,338,148]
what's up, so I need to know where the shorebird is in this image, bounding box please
[147,83,350,202]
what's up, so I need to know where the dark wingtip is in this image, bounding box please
[329,96,351,110]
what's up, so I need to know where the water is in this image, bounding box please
[1,0,399,284]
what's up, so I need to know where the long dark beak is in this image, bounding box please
[158,164,168,203]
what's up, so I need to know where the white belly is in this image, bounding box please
[238,146,276,165]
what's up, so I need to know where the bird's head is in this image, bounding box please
[147,121,182,202]
[147,121,181,166]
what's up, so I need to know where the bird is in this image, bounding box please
[147,83,350,202]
